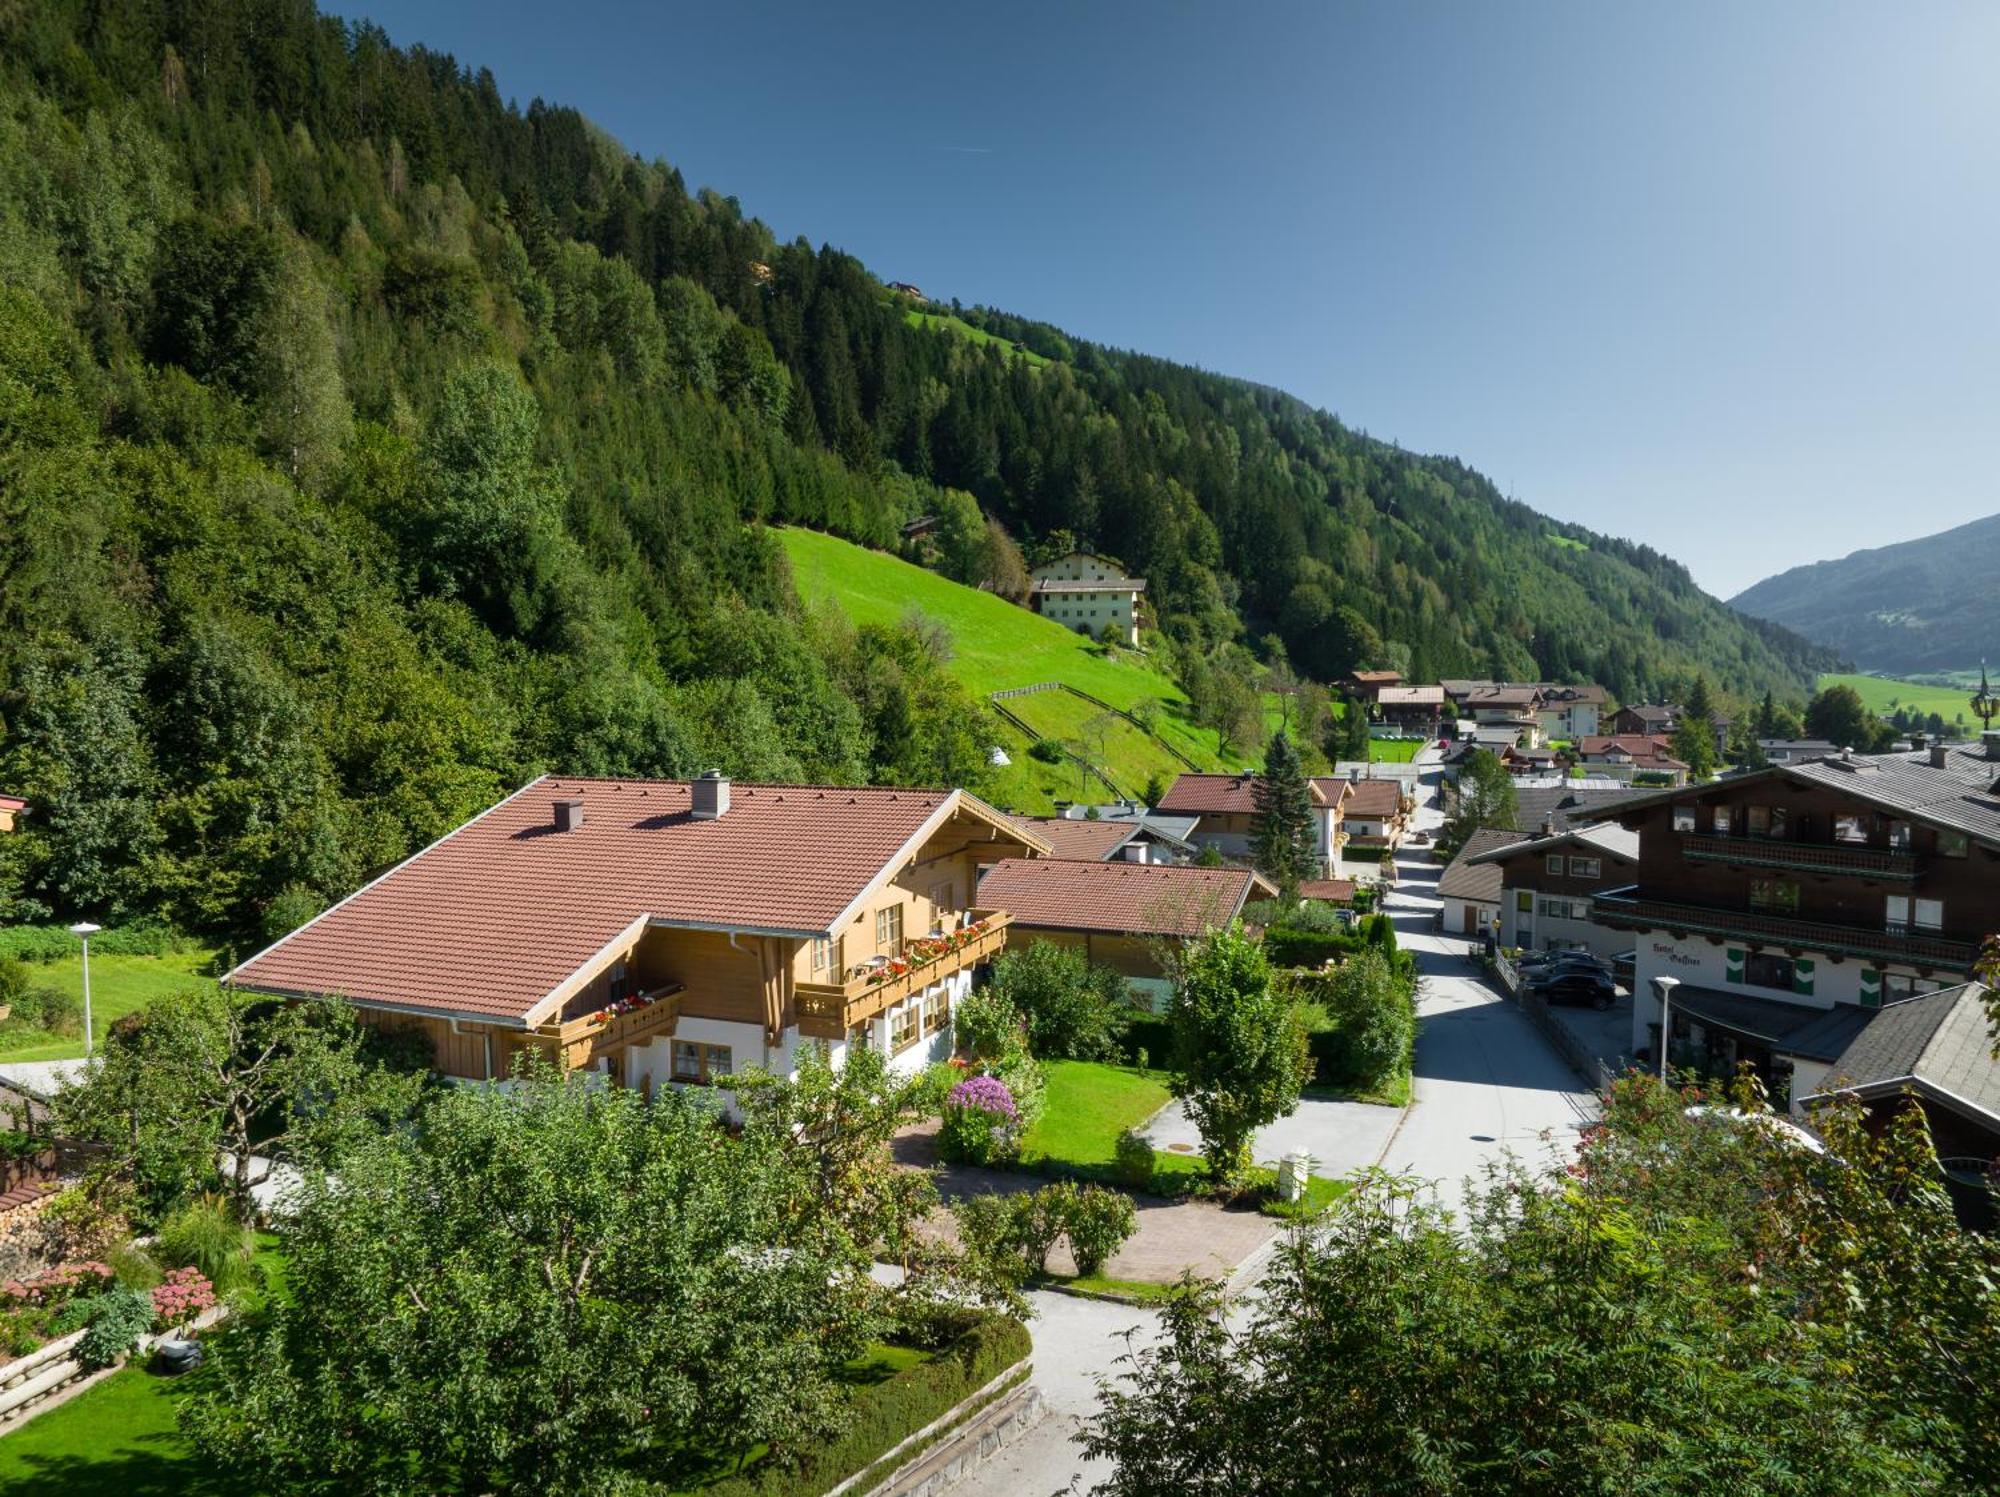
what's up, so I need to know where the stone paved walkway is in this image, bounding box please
[895,1119,1279,1282]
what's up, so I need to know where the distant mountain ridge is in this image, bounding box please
[1730,513,2000,673]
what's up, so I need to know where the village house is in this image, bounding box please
[1469,821,1640,959]
[1374,684,1445,735]
[1574,734,1691,785]
[1155,772,1351,874]
[1340,669,1404,703]
[1608,701,1731,757]
[1797,982,2000,1175]
[1758,738,1838,766]
[1437,827,1519,942]
[1012,809,1194,864]
[229,774,1049,1091]
[1534,684,1607,740]
[1596,735,2000,1111]
[1028,552,1146,647]
[974,858,1275,1011]
[1335,775,1412,853]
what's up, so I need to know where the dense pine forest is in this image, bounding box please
[0,1,1831,945]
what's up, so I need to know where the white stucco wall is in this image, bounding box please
[1440,897,1497,938]
[1502,891,1627,960]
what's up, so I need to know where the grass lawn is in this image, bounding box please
[1019,1059,1200,1188]
[1254,1173,1353,1222]
[902,309,1052,367]
[780,527,1253,779]
[0,1360,247,1497]
[1052,1273,1178,1305]
[0,949,217,1062]
[1002,688,1195,800]
[1364,737,1425,762]
[0,1336,937,1497]
[1816,672,1980,726]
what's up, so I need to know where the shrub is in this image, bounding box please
[1121,1016,1172,1067]
[952,984,1020,1062]
[938,1076,1020,1166]
[1065,1185,1138,1275]
[0,978,80,1036]
[0,957,29,1012]
[0,922,188,963]
[1113,1128,1156,1191]
[1,1260,114,1307]
[1012,1180,1077,1273]
[70,1288,155,1368]
[151,1266,218,1332]
[908,1061,961,1116]
[154,1195,255,1294]
[1263,927,1366,970]
[1309,949,1416,1090]
[984,941,1130,1061]
[1028,737,1064,764]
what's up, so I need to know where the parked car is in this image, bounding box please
[1525,957,1613,988]
[1532,969,1618,1010]
[1611,951,1637,988]
[1520,949,1609,975]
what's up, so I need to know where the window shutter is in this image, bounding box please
[1725,947,1745,984]
[1792,958,1815,997]
[1860,969,1882,1008]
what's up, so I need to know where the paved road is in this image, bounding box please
[952,749,1599,1493]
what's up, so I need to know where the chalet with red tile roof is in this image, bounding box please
[1155,772,1350,874]
[1339,669,1404,703]
[1576,735,1690,785]
[1333,775,1413,852]
[976,858,1275,1008]
[229,774,1048,1090]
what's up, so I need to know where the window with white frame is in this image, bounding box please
[1672,805,1696,833]
[1914,897,1943,931]
[925,989,951,1035]
[810,936,839,976]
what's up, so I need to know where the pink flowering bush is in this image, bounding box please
[0,1260,113,1308]
[151,1267,217,1332]
[939,1075,1020,1165]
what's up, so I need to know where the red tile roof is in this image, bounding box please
[1338,779,1404,817]
[1158,773,1336,815]
[978,858,1269,938]
[1012,817,1134,861]
[0,794,25,813]
[1298,878,1357,903]
[229,777,1037,1026]
[1578,735,1687,769]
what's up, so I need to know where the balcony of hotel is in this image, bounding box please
[533,981,685,1069]
[1591,888,1978,971]
[796,910,1012,1040]
[1679,832,1918,882]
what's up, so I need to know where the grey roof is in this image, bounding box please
[1604,738,2000,851]
[1807,983,2000,1125]
[1668,987,1877,1063]
[1467,820,1639,866]
[1511,784,1643,836]
[1758,738,1836,753]
[1079,805,1200,851]
[1437,827,1521,904]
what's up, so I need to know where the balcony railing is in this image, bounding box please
[1680,832,1918,881]
[534,982,684,1069]
[1591,889,1978,970]
[796,910,1012,1040]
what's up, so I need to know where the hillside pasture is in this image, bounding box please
[1817,673,1981,727]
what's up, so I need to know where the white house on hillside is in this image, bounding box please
[1030,553,1145,647]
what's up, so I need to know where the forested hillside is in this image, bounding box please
[1733,513,2000,673]
[0,1,1828,945]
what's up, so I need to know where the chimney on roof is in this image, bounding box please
[1910,730,1927,750]
[1930,742,1950,769]
[1542,815,1557,837]
[553,796,584,833]
[691,770,730,820]
[1985,730,2000,762]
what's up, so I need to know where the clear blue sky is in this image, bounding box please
[339,0,2000,598]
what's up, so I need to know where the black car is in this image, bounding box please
[1522,955,1611,985]
[1532,969,1618,1010]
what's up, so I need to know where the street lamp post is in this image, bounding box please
[1649,975,1680,1083]
[68,922,102,1058]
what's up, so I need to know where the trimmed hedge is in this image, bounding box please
[701,1315,1033,1497]
[1263,928,1367,969]
[1120,1016,1172,1066]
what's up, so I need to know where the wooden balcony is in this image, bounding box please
[796,911,1012,1040]
[1681,832,1918,882]
[1591,889,1978,971]
[534,982,684,1069]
